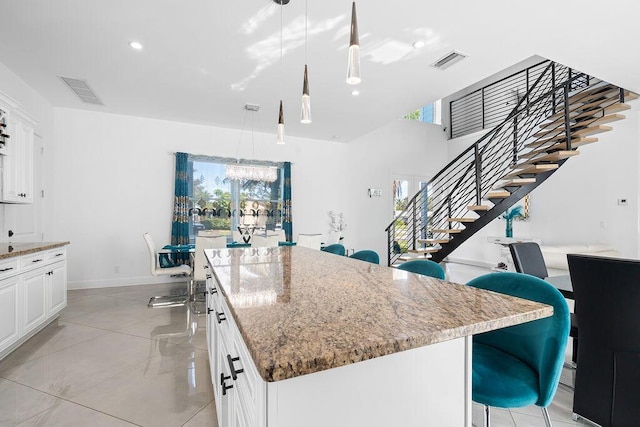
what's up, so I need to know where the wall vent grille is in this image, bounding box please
[430,51,467,70]
[59,77,104,105]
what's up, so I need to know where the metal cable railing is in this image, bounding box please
[385,60,619,266]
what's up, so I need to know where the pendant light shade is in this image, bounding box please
[301,64,311,124]
[276,100,285,144]
[347,1,361,85]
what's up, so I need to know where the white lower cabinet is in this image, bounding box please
[0,277,19,351]
[0,247,68,361]
[207,277,471,427]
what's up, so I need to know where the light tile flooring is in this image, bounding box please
[0,265,591,427]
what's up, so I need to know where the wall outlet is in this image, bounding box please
[618,198,629,206]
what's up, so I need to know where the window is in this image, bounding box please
[188,157,286,243]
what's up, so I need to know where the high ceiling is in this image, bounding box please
[0,0,638,142]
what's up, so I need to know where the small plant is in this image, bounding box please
[328,211,347,240]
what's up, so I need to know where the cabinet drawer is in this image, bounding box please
[18,253,47,271]
[0,258,19,280]
[46,248,66,261]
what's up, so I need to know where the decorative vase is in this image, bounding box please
[505,218,513,238]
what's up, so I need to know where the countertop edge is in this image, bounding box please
[0,241,70,260]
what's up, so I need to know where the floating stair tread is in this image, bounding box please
[533,114,624,138]
[408,248,440,254]
[548,92,635,121]
[500,178,536,187]
[417,238,450,244]
[524,150,580,164]
[566,86,620,106]
[398,254,433,261]
[448,217,476,223]
[540,107,629,129]
[431,229,463,234]
[523,137,598,157]
[503,164,558,179]
[486,190,510,199]
[529,127,610,148]
[467,205,490,211]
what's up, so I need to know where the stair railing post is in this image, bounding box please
[512,116,518,165]
[619,87,625,103]
[481,88,485,130]
[447,197,452,230]
[388,222,394,266]
[563,83,572,151]
[551,62,557,115]
[474,144,482,206]
[412,198,417,251]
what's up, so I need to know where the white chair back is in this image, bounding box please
[198,230,221,237]
[297,234,322,250]
[274,229,287,242]
[232,230,244,243]
[194,236,228,281]
[143,232,159,274]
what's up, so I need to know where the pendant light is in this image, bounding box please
[300,0,311,124]
[276,0,286,144]
[347,1,360,85]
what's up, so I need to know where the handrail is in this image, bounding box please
[385,60,608,266]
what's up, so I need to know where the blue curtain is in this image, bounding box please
[171,152,190,264]
[283,162,293,241]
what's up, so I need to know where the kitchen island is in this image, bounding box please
[205,246,552,427]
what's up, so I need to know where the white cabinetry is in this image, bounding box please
[0,247,68,361]
[0,91,37,204]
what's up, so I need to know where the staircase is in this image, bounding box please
[386,61,636,267]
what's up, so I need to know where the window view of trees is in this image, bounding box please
[189,160,284,241]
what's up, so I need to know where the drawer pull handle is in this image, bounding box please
[207,307,213,314]
[32,259,43,263]
[55,253,64,257]
[210,287,218,294]
[0,267,13,272]
[216,311,226,324]
[227,354,244,380]
[220,373,233,395]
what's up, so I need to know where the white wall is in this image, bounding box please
[345,119,449,262]
[446,100,640,267]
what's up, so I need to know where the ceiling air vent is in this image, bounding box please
[59,77,104,105]
[430,51,467,70]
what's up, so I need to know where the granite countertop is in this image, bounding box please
[0,242,70,260]
[206,246,553,382]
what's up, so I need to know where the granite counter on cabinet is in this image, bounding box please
[0,241,70,260]
[204,246,552,427]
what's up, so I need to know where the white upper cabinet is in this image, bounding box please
[0,91,37,204]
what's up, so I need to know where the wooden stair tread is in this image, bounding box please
[448,217,476,223]
[522,137,598,158]
[467,205,490,211]
[417,238,450,244]
[540,106,629,129]
[500,178,536,187]
[486,190,510,199]
[566,86,620,106]
[533,114,624,139]
[503,164,558,179]
[522,150,580,164]
[528,126,610,148]
[407,248,440,254]
[548,92,635,121]
[398,254,432,261]
[432,229,463,234]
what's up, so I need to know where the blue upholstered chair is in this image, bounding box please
[321,243,346,256]
[396,259,445,280]
[349,250,380,264]
[467,272,570,427]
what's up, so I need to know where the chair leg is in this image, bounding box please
[541,407,552,427]
[483,405,490,427]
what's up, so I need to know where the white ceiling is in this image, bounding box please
[0,0,638,142]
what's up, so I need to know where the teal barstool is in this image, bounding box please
[321,243,346,256]
[349,250,380,264]
[396,259,445,280]
[467,272,570,427]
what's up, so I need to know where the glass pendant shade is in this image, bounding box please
[301,64,311,124]
[347,2,361,85]
[225,164,278,182]
[276,100,285,144]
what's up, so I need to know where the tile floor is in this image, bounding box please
[0,266,592,427]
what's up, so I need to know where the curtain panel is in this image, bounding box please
[171,152,191,264]
[283,162,293,241]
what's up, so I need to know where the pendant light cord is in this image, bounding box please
[305,0,308,63]
[280,3,283,100]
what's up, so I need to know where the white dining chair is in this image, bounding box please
[143,232,192,308]
[198,230,221,237]
[194,236,228,283]
[297,234,322,250]
[274,229,287,242]
[251,234,280,248]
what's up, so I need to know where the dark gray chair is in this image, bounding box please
[568,254,640,427]
[509,242,579,365]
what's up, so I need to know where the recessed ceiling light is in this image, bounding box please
[412,41,425,49]
[129,41,143,50]
[351,90,360,96]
